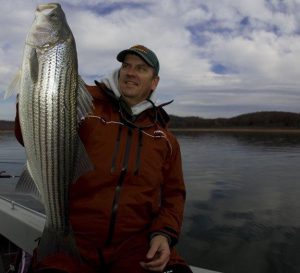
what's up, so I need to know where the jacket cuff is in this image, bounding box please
[150,228,178,247]
[150,232,171,245]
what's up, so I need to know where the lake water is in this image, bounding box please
[1,130,300,273]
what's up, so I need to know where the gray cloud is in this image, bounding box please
[0,0,299,120]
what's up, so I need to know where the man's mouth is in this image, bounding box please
[125,80,138,86]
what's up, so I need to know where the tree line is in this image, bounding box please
[0,120,15,130]
[1,111,300,130]
[168,111,300,129]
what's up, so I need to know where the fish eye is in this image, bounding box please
[49,12,58,19]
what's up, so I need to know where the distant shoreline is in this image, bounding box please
[1,111,300,132]
[170,128,300,133]
[2,128,300,134]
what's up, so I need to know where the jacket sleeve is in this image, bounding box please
[149,136,186,247]
[14,102,24,146]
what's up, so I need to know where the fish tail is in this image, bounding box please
[36,226,81,263]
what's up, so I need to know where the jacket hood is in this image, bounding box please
[100,69,169,116]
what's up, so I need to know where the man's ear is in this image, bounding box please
[151,76,160,91]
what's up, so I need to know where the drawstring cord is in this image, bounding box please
[86,115,172,156]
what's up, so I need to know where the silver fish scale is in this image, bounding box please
[19,38,78,232]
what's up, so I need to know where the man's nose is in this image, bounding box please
[125,66,136,76]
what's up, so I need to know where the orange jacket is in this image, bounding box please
[15,82,186,249]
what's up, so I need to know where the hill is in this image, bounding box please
[1,111,300,130]
[169,111,300,129]
[0,120,14,131]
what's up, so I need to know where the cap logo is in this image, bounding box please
[131,45,148,54]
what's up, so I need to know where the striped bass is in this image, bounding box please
[6,3,93,261]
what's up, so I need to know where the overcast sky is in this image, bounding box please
[0,0,299,120]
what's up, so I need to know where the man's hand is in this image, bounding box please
[140,234,170,272]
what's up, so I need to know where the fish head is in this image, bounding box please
[27,3,72,48]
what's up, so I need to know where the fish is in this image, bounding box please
[6,3,93,261]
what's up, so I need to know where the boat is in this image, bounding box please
[0,175,222,273]
[0,171,18,178]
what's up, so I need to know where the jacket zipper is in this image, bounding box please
[105,127,133,246]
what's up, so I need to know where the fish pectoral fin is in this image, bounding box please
[4,69,22,99]
[72,137,93,183]
[15,164,42,202]
[29,49,39,83]
[76,75,94,122]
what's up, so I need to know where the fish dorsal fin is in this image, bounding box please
[4,69,22,99]
[15,163,43,202]
[77,76,94,122]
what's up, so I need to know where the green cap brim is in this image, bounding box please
[117,49,155,68]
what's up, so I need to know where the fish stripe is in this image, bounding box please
[20,28,89,233]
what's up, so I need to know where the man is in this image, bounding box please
[15,45,192,273]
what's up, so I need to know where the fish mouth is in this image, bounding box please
[37,3,59,14]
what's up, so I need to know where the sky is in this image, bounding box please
[0,0,300,120]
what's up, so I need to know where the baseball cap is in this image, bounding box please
[117,45,160,75]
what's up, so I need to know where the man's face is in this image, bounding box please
[118,54,159,106]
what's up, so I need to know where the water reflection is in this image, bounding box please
[173,129,300,147]
[174,131,300,273]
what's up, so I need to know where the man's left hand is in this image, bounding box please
[140,234,170,272]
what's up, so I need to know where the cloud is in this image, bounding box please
[0,0,299,120]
